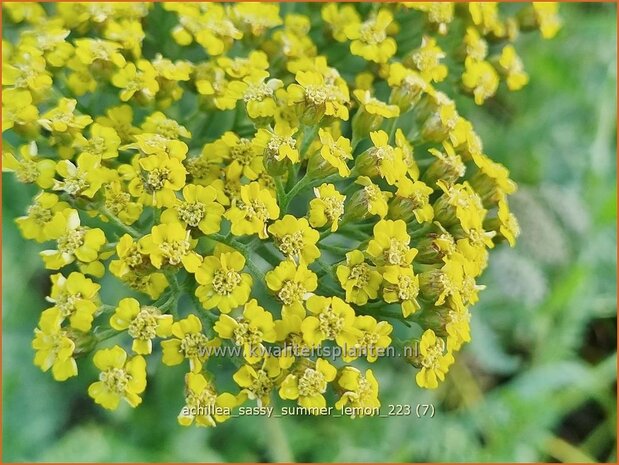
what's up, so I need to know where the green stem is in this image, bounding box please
[101,206,141,238]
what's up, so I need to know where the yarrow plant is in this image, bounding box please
[3,2,558,423]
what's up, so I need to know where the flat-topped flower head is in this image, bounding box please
[335,367,380,415]
[382,265,421,318]
[337,250,382,306]
[268,215,320,264]
[234,356,282,406]
[110,298,173,355]
[32,308,78,382]
[461,57,499,105]
[162,184,225,235]
[16,192,69,243]
[195,250,252,313]
[308,183,346,232]
[128,153,187,208]
[414,329,454,389]
[225,182,280,239]
[54,153,107,198]
[214,299,277,363]
[356,130,407,186]
[345,9,397,64]
[162,314,218,372]
[367,219,418,267]
[287,70,350,123]
[178,372,238,427]
[139,222,202,273]
[301,295,361,349]
[279,358,337,410]
[266,261,317,318]
[47,272,101,332]
[88,345,147,409]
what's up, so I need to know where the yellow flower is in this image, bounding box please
[95,104,140,143]
[104,19,145,58]
[47,272,101,332]
[54,153,107,198]
[322,4,361,42]
[301,296,360,348]
[532,2,561,39]
[383,265,421,317]
[414,329,454,389]
[131,133,188,160]
[230,3,282,37]
[356,130,407,186]
[389,177,434,224]
[234,355,282,406]
[218,51,269,79]
[286,71,350,123]
[423,141,466,186]
[103,181,143,226]
[72,122,121,159]
[112,60,159,102]
[40,209,106,274]
[491,198,520,247]
[352,89,400,134]
[38,98,93,133]
[139,222,202,273]
[214,299,277,363]
[310,128,352,177]
[349,316,393,363]
[225,182,280,239]
[366,219,418,267]
[110,234,150,278]
[161,314,218,372]
[279,358,337,410]
[88,346,147,409]
[345,176,392,221]
[387,63,427,111]
[32,308,78,381]
[16,192,69,242]
[110,298,173,355]
[74,38,127,68]
[255,122,299,168]
[239,71,283,119]
[268,215,320,264]
[419,256,465,308]
[406,36,448,83]
[407,2,454,35]
[336,250,383,306]
[335,367,380,415]
[461,57,499,105]
[495,45,529,91]
[178,372,238,427]
[128,153,187,208]
[469,2,502,35]
[161,184,225,235]
[206,131,263,180]
[308,183,346,232]
[443,306,472,352]
[141,111,191,139]
[462,27,488,61]
[195,251,253,313]
[434,180,487,233]
[345,9,397,64]
[2,88,39,132]
[266,261,317,318]
[3,49,52,94]
[470,152,517,204]
[2,142,55,188]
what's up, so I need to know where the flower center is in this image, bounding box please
[359,21,387,44]
[298,368,327,397]
[398,275,419,300]
[421,338,446,369]
[16,160,39,183]
[244,83,274,102]
[349,263,370,288]
[318,308,344,339]
[180,332,209,358]
[277,280,306,306]
[128,307,159,341]
[27,203,53,224]
[384,238,409,265]
[177,201,206,227]
[100,367,130,394]
[276,231,304,258]
[230,138,254,165]
[144,168,170,192]
[58,227,86,255]
[212,269,242,295]
[56,291,80,318]
[159,239,191,265]
[233,319,263,346]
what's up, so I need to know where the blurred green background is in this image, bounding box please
[2,3,617,463]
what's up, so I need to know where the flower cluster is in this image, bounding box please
[3,2,557,423]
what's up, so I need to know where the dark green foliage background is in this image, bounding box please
[2,3,616,462]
